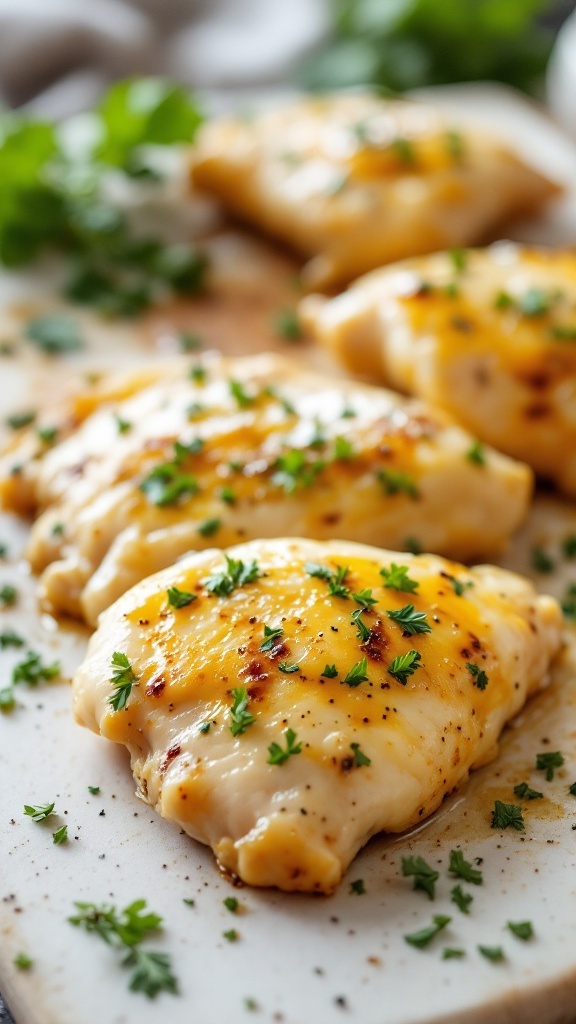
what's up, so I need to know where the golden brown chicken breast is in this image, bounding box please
[73,537,562,893]
[191,94,559,290]
[301,243,576,497]
[0,353,531,624]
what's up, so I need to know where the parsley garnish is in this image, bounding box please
[508,920,533,941]
[267,728,302,765]
[333,436,354,461]
[24,802,56,822]
[388,649,422,685]
[223,929,239,942]
[442,947,465,959]
[491,800,525,831]
[190,364,207,385]
[140,444,199,506]
[404,536,422,555]
[278,661,299,674]
[448,849,483,885]
[531,546,555,574]
[199,722,211,734]
[349,879,366,895]
[203,555,261,597]
[114,414,131,434]
[351,608,371,642]
[342,657,369,687]
[377,468,419,498]
[466,662,489,690]
[0,584,17,606]
[386,604,431,635]
[229,687,255,737]
[88,786,100,795]
[6,410,35,430]
[0,629,24,649]
[272,450,325,492]
[321,664,338,678]
[12,650,60,685]
[352,588,377,610]
[14,954,32,970]
[220,486,236,505]
[450,885,473,914]
[197,517,221,538]
[449,248,466,273]
[107,652,138,711]
[466,440,486,465]
[69,898,177,999]
[478,945,505,962]
[229,379,254,408]
[404,915,451,949]
[401,855,439,900]
[53,825,69,845]
[167,586,196,609]
[274,308,302,341]
[259,624,283,652]
[223,897,239,913]
[305,561,350,598]
[535,750,564,781]
[350,742,371,767]
[513,781,543,800]
[380,563,419,594]
[0,687,15,711]
[26,315,83,355]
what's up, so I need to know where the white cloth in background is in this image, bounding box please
[0,0,330,117]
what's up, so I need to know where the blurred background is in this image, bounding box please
[1,0,576,131]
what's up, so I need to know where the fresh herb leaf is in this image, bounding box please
[25,315,83,355]
[333,435,354,461]
[107,651,138,712]
[478,945,505,963]
[513,781,543,800]
[199,721,211,734]
[6,410,35,430]
[190,363,207,384]
[342,657,369,687]
[0,629,24,649]
[550,324,576,341]
[386,603,431,635]
[449,249,466,273]
[507,920,533,941]
[53,825,68,845]
[380,563,419,594]
[0,687,15,711]
[351,608,371,642]
[197,517,221,538]
[122,947,178,999]
[404,915,451,949]
[0,584,17,606]
[535,750,564,781]
[229,687,255,737]
[271,449,325,492]
[321,664,338,678]
[404,536,422,555]
[220,486,236,505]
[531,546,555,574]
[491,800,525,831]
[166,586,196,609]
[401,855,439,900]
[114,414,131,434]
[88,786,100,795]
[377,468,419,498]
[274,308,302,341]
[467,440,486,466]
[278,661,299,674]
[448,849,483,885]
[223,929,239,942]
[259,624,283,652]
[350,742,371,767]
[466,662,489,690]
[450,885,473,915]
[140,447,199,507]
[442,947,465,959]
[229,379,254,408]
[24,802,55,822]
[351,588,377,610]
[14,953,33,970]
[441,572,473,596]
[37,425,58,444]
[305,561,351,599]
[349,879,366,895]
[388,649,422,685]
[267,728,302,765]
[223,897,239,913]
[13,650,60,686]
[203,556,261,597]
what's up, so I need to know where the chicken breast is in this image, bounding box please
[301,243,576,497]
[72,537,562,893]
[191,93,559,290]
[0,353,531,624]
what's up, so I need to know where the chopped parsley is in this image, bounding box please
[386,604,431,635]
[167,586,196,609]
[491,800,525,831]
[220,486,237,505]
[350,742,371,767]
[352,588,377,610]
[6,410,35,430]
[333,436,354,461]
[0,583,18,606]
[531,546,555,574]
[223,929,239,942]
[321,664,338,678]
[13,953,33,970]
[259,624,283,652]
[388,649,422,685]
[305,561,350,598]
[513,781,543,800]
[450,885,473,915]
[140,444,199,506]
[12,650,60,685]
[190,364,207,385]
[267,728,302,765]
[404,536,422,555]
[229,379,254,408]
[448,849,483,885]
[449,248,466,273]
[69,897,177,998]
[380,563,419,594]
[25,315,84,354]
[24,801,56,822]
[401,855,439,900]
[442,947,465,959]
[223,897,239,913]
[271,449,325,492]
[197,517,221,538]
[349,879,366,895]
[535,750,564,781]
[478,945,505,963]
[274,308,302,341]
[53,825,69,845]
[377,468,419,499]
[278,661,299,674]
[107,652,138,712]
[88,786,100,795]
[0,629,24,649]
[342,657,369,687]
[507,920,533,941]
[404,915,451,949]
[229,687,255,737]
[351,608,371,642]
[199,722,211,734]
[441,572,473,596]
[114,414,131,434]
[203,556,261,597]
[466,440,486,466]
[466,662,489,690]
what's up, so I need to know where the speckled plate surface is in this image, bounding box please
[1,84,576,1024]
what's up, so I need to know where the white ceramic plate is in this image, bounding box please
[2,84,576,1024]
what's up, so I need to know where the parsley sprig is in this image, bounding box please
[388,649,422,685]
[405,915,451,949]
[466,662,489,690]
[229,687,255,737]
[535,750,564,781]
[380,563,419,594]
[107,652,138,712]
[305,561,351,599]
[448,850,483,885]
[386,603,431,635]
[267,728,302,765]
[203,556,261,597]
[401,855,439,900]
[491,801,525,831]
[69,899,177,999]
